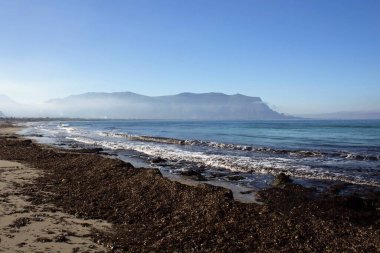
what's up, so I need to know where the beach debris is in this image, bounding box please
[16,242,27,247]
[35,237,53,243]
[226,175,245,181]
[180,169,207,181]
[73,148,104,154]
[9,217,31,228]
[272,173,293,186]
[151,157,166,164]
[54,235,69,243]
[240,190,255,195]
[209,172,227,178]
[328,182,349,194]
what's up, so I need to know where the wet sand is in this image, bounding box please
[161,171,261,204]
[0,122,379,252]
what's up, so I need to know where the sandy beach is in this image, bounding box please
[0,121,379,252]
[0,123,110,252]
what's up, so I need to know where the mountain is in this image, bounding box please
[0,111,5,117]
[46,92,292,120]
[0,94,17,105]
[0,94,39,117]
[0,94,19,116]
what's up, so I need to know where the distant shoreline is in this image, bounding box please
[3,116,380,122]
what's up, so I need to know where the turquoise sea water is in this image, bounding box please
[21,120,380,189]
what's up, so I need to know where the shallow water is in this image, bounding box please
[20,120,380,189]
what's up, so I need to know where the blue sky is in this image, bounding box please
[0,0,379,114]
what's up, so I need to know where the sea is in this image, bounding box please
[20,120,380,191]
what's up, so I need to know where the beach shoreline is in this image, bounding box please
[0,121,379,252]
[20,119,380,189]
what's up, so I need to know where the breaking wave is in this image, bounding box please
[99,131,380,161]
[67,136,380,187]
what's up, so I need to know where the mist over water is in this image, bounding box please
[20,120,380,189]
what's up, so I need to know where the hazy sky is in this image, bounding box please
[0,0,379,114]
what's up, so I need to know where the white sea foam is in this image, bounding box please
[98,131,380,161]
[58,124,77,134]
[65,136,380,187]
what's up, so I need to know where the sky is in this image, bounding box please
[0,0,379,115]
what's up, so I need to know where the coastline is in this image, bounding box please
[21,119,380,189]
[0,122,379,252]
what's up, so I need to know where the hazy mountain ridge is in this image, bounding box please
[47,92,153,104]
[2,92,380,120]
[0,94,18,106]
[44,92,290,120]
[0,94,46,117]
